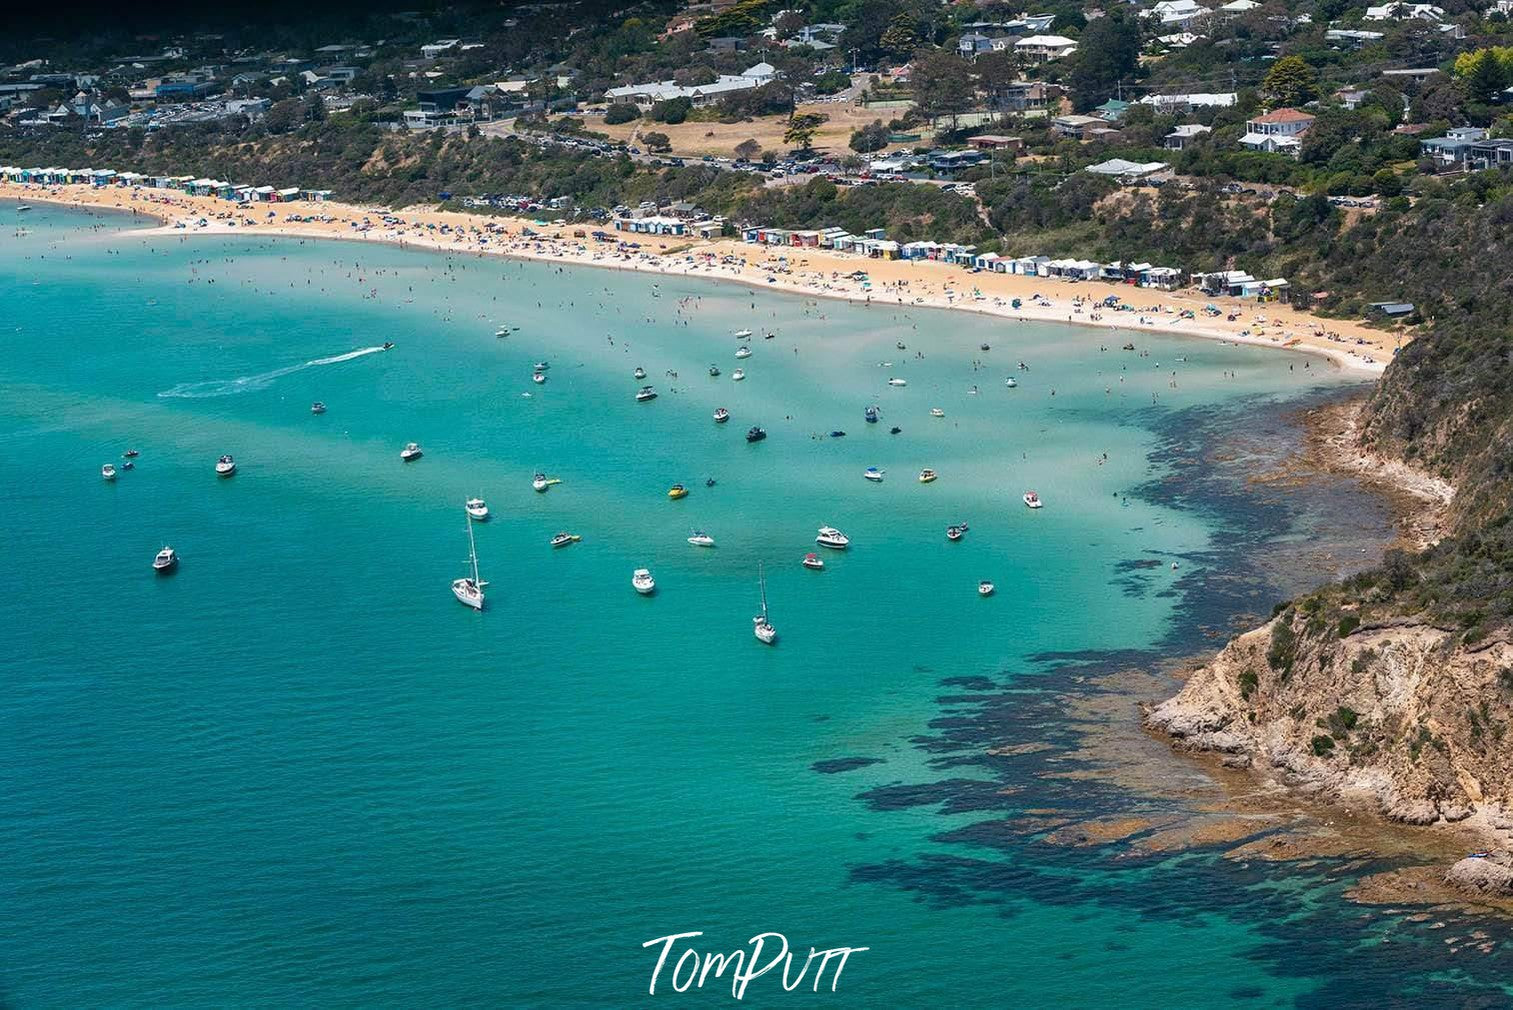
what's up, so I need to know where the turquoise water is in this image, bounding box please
[2,203,1506,1007]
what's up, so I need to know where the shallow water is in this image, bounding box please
[2,202,1506,1007]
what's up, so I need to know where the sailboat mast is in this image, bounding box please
[759,561,768,618]
[466,513,480,584]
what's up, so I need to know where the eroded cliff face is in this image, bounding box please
[1147,611,1513,841]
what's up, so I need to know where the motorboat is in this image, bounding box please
[532,472,561,492]
[311,401,327,414]
[632,568,656,595]
[687,530,715,548]
[815,526,850,549]
[979,580,995,597]
[713,407,730,424]
[1122,342,1135,351]
[465,497,489,521]
[889,426,902,434]
[709,365,721,377]
[533,371,547,384]
[399,443,422,462]
[734,328,753,339]
[981,343,991,352]
[731,369,745,381]
[918,468,938,483]
[1023,491,1043,509]
[745,426,766,442]
[382,341,394,350]
[215,454,237,476]
[452,520,487,611]
[1005,377,1018,388]
[495,327,510,338]
[753,562,777,644]
[153,546,178,572]
[863,467,884,482]
[101,463,117,481]
[887,377,907,387]
[667,483,688,500]
[930,408,945,418]
[123,449,140,458]
[802,553,825,570]
[829,430,846,438]
[946,523,967,541]
[735,346,752,359]
[896,341,906,350]
[633,366,647,380]
[121,460,134,471]
[636,385,658,402]
[864,406,879,423]
[764,332,776,340]
[550,532,581,548]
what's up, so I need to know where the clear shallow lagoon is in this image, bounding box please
[2,203,1507,1006]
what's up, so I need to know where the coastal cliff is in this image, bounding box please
[1150,314,1513,889]
[1148,612,1513,837]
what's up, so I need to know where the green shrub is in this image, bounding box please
[1267,614,1298,678]
[604,103,640,125]
[1311,735,1336,757]
[1337,614,1360,638]
[1238,669,1259,700]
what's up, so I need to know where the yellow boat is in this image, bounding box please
[918,468,938,484]
[667,483,688,499]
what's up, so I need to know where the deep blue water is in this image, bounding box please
[2,201,1509,1007]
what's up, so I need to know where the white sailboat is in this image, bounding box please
[452,518,487,610]
[753,562,777,644]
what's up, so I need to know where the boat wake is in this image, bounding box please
[157,345,389,398]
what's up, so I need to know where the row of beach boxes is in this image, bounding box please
[2,167,331,203]
[740,226,1186,288]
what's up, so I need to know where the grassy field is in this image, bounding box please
[576,100,932,159]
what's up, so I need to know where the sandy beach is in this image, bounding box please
[4,181,1406,375]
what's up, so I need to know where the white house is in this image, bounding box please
[605,63,777,108]
[1138,91,1236,114]
[1364,2,1444,20]
[1085,158,1169,177]
[1141,0,1212,27]
[1164,123,1212,149]
[1238,108,1315,156]
[1014,35,1079,62]
[421,39,460,58]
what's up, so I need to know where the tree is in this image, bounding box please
[1066,11,1139,112]
[879,13,921,59]
[784,112,828,150]
[643,131,671,152]
[1372,168,1403,198]
[263,97,303,135]
[773,10,805,40]
[650,97,692,124]
[850,119,891,152]
[1463,49,1511,104]
[734,138,762,160]
[1261,56,1319,109]
[911,50,973,126]
[604,103,640,125]
[975,50,1019,107]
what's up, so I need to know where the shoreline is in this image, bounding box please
[4,182,1403,376]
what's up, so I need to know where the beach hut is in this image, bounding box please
[741,226,762,244]
[275,187,301,202]
[1139,266,1182,290]
[300,189,332,203]
[818,227,849,248]
[252,185,277,202]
